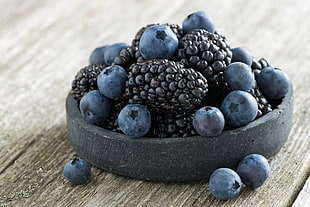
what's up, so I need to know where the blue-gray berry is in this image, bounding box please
[209,168,242,200]
[182,11,215,34]
[64,158,91,185]
[257,67,290,100]
[89,45,109,65]
[231,47,253,66]
[104,43,129,65]
[139,25,179,60]
[97,65,127,99]
[220,90,258,127]
[118,104,151,138]
[224,62,255,91]
[79,90,111,125]
[193,106,225,137]
[237,154,270,189]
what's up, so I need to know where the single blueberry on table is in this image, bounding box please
[182,11,215,34]
[231,47,253,66]
[97,65,127,99]
[193,106,225,137]
[220,90,258,128]
[257,67,290,101]
[237,154,270,189]
[223,62,255,91]
[104,42,129,65]
[139,25,179,60]
[89,45,109,65]
[118,104,151,138]
[79,90,111,125]
[64,158,91,185]
[209,168,242,200]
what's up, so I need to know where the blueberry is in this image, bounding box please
[104,42,129,65]
[244,48,257,60]
[237,154,270,189]
[118,104,151,138]
[139,25,179,60]
[182,11,215,34]
[79,90,111,125]
[97,65,127,99]
[220,90,258,127]
[89,45,109,65]
[64,158,91,185]
[193,106,225,137]
[257,67,290,100]
[209,168,242,200]
[223,62,255,91]
[231,47,253,66]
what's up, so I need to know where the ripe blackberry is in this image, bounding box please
[203,73,230,108]
[148,111,197,138]
[101,96,128,132]
[176,29,232,89]
[251,57,271,78]
[248,83,272,119]
[112,46,137,72]
[113,23,183,70]
[125,59,208,114]
[71,64,106,100]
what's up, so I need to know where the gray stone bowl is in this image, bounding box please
[66,84,293,182]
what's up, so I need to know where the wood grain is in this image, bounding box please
[293,176,310,207]
[0,0,309,206]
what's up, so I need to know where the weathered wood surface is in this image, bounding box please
[0,0,309,206]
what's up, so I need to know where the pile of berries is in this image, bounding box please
[71,11,290,138]
[67,11,291,199]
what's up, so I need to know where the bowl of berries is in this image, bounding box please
[66,11,293,182]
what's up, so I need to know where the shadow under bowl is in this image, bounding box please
[66,84,293,182]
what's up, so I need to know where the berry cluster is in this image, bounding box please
[70,11,290,139]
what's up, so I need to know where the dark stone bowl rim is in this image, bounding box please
[66,84,293,182]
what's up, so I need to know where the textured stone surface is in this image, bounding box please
[66,85,293,182]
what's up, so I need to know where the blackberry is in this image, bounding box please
[102,96,128,132]
[71,64,106,100]
[148,111,197,138]
[113,46,137,72]
[251,57,271,78]
[113,23,183,70]
[248,83,272,119]
[250,58,274,114]
[176,29,232,89]
[203,73,230,108]
[125,59,208,114]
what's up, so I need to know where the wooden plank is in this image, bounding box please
[293,176,310,207]
[0,0,309,206]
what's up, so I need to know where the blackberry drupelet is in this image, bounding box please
[113,23,183,70]
[71,64,106,100]
[176,29,232,89]
[125,59,208,114]
[148,111,197,138]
